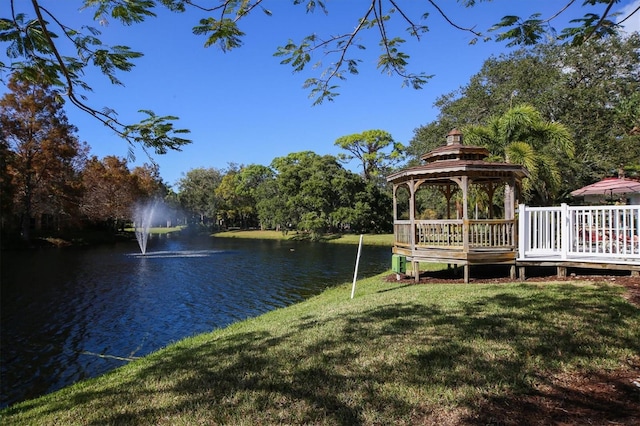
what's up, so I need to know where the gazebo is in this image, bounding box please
[387,129,529,282]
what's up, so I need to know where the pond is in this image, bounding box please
[0,234,391,408]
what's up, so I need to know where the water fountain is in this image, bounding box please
[133,201,157,255]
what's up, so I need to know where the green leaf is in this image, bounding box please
[292,0,328,14]
[491,14,545,47]
[303,77,340,105]
[122,110,192,155]
[558,14,618,45]
[193,18,245,52]
[84,0,156,25]
[274,39,313,72]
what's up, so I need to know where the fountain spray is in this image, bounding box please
[133,201,158,255]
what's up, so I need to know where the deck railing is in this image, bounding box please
[518,204,640,262]
[393,219,516,250]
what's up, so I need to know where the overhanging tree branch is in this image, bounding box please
[3,0,634,145]
[4,0,191,161]
[581,0,616,43]
[426,0,481,37]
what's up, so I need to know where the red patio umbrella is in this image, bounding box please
[570,177,640,197]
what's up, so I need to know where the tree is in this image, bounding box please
[162,187,187,228]
[254,177,288,232]
[80,155,138,229]
[268,151,386,238]
[409,34,640,192]
[176,167,223,227]
[2,1,635,152]
[0,135,17,241]
[80,157,168,230]
[215,164,251,229]
[270,151,327,235]
[270,152,337,236]
[215,163,275,229]
[343,180,393,234]
[614,91,640,178]
[1,3,191,158]
[464,104,574,205]
[131,163,167,201]
[0,75,87,240]
[334,129,404,182]
[548,34,640,182]
[236,164,275,208]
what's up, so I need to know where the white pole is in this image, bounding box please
[350,234,364,299]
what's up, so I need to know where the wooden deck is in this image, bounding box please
[517,204,640,277]
[391,204,640,281]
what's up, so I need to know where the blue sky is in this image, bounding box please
[2,1,639,188]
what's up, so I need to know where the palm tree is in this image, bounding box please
[464,104,574,205]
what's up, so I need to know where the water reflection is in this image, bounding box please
[0,236,390,407]
[128,249,223,259]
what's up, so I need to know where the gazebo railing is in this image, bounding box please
[393,219,517,249]
[468,219,516,248]
[394,220,412,247]
[417,220,464,247]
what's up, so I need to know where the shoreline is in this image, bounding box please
[212,229,394,246]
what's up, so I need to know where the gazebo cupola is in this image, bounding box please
[387,129,529,283]
[420,129,491,164]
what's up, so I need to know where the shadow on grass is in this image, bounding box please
[5,284,640,425]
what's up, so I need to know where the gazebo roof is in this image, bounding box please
[387,129,529,185]
[420,129,490,164]
[386,160,528,184]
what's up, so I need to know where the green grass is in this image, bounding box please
[124,226,186,235]
[3,272,638,425]
[213,229,394,246]
[212,229,289,240]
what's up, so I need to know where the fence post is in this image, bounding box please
[518,204,526,260]
[561,203,569,260]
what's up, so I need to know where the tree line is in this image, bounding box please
[177,153,393,239]
[0,76,176,244]
[2,33,639,246]
[0,74,398,244]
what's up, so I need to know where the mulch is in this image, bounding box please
[385,266,640,425]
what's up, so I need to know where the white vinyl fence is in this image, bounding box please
[518,204,640,265]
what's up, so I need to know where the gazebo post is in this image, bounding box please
[461,176,470,283]
[408,180,419,282]
[392,185,398,224]
[461,176,469,220]
[505,182,515,221]
[445,184,452,219]
[504,178,518,279]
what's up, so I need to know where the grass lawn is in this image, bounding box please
[124,226,186,235]
[3,272,639,425]
[213,229,394,246]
